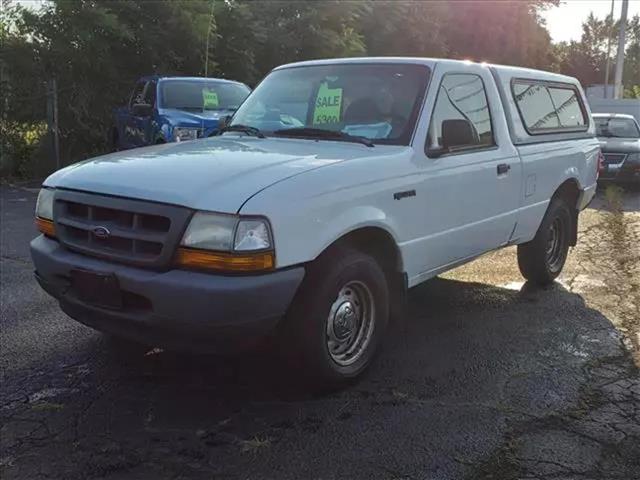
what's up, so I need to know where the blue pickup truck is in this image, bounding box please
[110,76,250,150]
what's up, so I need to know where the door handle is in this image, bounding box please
[497,163,511,175]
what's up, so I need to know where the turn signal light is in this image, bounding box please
[35,217,56,238]
[175,247,275,272]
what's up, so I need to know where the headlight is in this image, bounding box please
[173,127,199,142]
[35,188,56,237]
[180,212,237,251]
[626,152,640,163]
[177,212,274,272]
[36,188,54,220]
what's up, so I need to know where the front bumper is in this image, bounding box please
[599,159,640,184]
[31,235,305,352]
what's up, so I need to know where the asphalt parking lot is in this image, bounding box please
[1,184,639,480]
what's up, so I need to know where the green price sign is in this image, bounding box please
[313,82,342,124]
[203,89,219,108]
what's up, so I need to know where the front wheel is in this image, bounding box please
[280,246,389,388]
[517,198,573,285]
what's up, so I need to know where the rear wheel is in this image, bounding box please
[517,198,572,285]
[281,246,389,388]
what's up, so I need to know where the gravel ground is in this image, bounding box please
[1,183,639,480]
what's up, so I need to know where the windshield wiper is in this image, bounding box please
[273,127,374,147]
[173,106,203,112]
[218,124,265,138]
[204,107,237,112]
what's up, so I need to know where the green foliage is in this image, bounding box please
[10,0,215,163]
[444,1,554,68]
[211,1,367,84]
[624,85,640,99]
[360,1,447,57]
[551,12,640,88]
[0,121,48,178]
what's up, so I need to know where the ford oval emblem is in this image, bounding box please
[92,226,111,239]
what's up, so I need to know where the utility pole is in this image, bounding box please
[613,0,629,99]
[603,0,615,98]
[204,0,215,77]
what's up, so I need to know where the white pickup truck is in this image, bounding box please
[32,58,599,386]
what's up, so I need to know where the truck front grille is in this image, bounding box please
[53,190,192,268]
[603,153,627,165]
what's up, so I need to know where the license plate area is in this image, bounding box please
[603,154,626,165]
[70,269,123,310]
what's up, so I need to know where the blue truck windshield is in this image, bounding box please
[160,81,250,112]
[231,63,430,145]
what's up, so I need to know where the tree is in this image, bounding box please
[211,1,366,85]
[551,12,640,92]
[1,0,49,177]
[3,0,368,169]
[6,0,216,163]
[622,14,640,95]
[360,1,447,58]
[442,1,555,68]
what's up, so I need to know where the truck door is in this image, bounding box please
[126,80,151,148]
[133,81,156,146]
[411,64,522,275]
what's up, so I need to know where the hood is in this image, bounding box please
[45,136,406,213]
[159,108,234,128]
[597,137,640,154]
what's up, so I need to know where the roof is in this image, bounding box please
[592,113,636,119]
[273,57,578,83]
[275,57,438,70]
[139,75,246,86]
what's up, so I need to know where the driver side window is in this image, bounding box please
[143,81,156,107]
[129,82,147,109]
[426,73,494,156]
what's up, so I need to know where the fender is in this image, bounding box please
[309,205,403,264]
[247,195,405,271]
[159,122,173,143]
[512,138,598,244]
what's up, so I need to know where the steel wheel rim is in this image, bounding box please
[326,280,375,367]
[546,217,565,271]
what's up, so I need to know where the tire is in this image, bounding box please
[517,197,573,285]
[280,246,389,388]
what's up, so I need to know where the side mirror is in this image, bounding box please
[218,114,232,131]
[441,118,478,151]
[132,103,153,117]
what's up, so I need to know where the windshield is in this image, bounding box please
[595,117,640,138]
[230,63,430,145]
[159,80,250,112]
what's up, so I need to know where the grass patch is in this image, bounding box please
[240,435,271,453]
[391,389,409,400]
[603,184,624,211]
[31,401,64,412]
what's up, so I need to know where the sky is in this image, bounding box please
[12,0,640,44]
[542,0,640,43]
